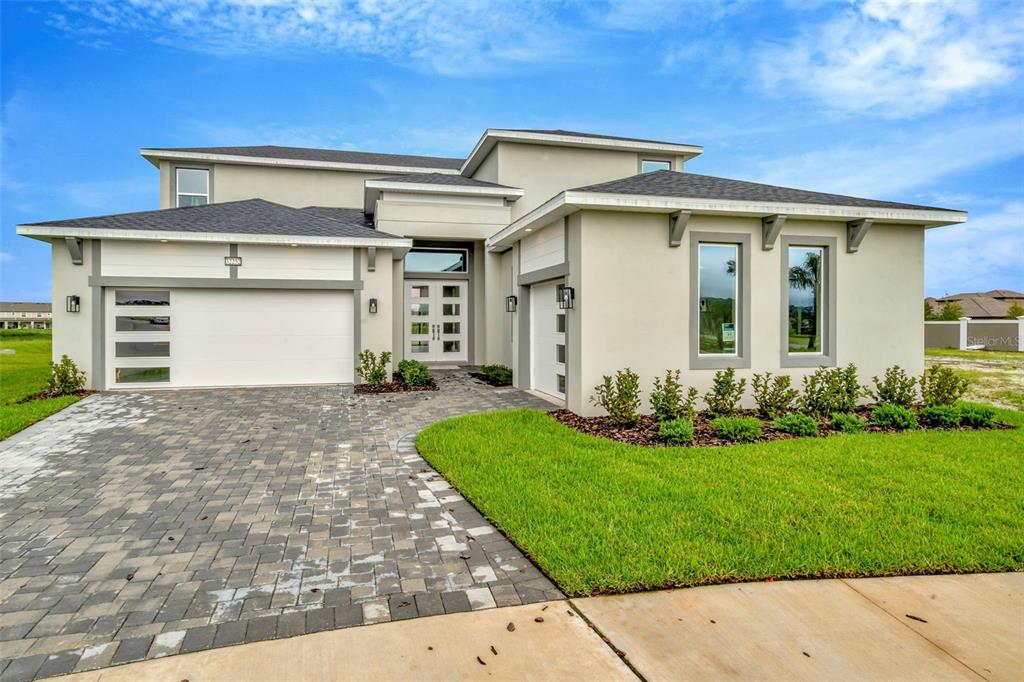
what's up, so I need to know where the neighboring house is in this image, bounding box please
[17,129,967,415]
[0,302,52,329]
[926,290,1024,319]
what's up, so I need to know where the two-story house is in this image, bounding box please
[17,128,966,415]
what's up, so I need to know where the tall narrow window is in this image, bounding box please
[697,243,738,355]
[787,246,823,353]
[176,168,209,207]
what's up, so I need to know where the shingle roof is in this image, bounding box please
[300,206,402,235]
[24,199,405,240]
[572,170,956,212]
[145,145,464,170]
[506,129,698,147]
[370,172,517,189]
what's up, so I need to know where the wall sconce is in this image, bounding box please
[66,295,80,313]
[368,298,378,314]
[557,286,575,310]
[505,295,518,312]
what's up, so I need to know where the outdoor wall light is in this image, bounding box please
[505,295,517,312]
[66,295,81,313]
[557,286,575,310]
[368,298,378,314]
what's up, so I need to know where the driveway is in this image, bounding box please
[0,372,561,681]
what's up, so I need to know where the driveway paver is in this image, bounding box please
[0,372,561,680]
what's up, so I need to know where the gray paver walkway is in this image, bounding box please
[0,372,560,681]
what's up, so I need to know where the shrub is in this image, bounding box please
[871,403,917,431]
[356,349,391,387]
[398,359,432,387]
[867,366,917,407]
[591,368,641,426]
[712,416,763,442]
[479,364,512,386]
[919,365,969,407]
[798,364,862,417]
[703,368,747,417]
[47,355,86,395]
[918,405,960,428]
[772,413,819,437]
[659,418,695,445]
[957,404,996,429]
[751,372,799,418]
[829,412,867,434]
[650,370,698,422]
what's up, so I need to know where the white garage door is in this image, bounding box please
[107,288,354,388]
[530,280,566,400]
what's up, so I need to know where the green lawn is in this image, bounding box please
[0,330,82,440]
[417,408,1024,597]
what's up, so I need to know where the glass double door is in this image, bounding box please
[405,279,467,362]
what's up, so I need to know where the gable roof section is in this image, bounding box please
[141,145,463,173]
[17,199,409,247]
[572,171,952,212]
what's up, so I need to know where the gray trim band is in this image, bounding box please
[401,271,470,281]
[779,235,838,368]
[353,249,362,379]
[89,276,363,290]
[517,284,531,390]
[689,231,752,370]
[517,262,569,286]
[91,240,105,390]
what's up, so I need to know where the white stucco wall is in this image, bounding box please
[359,249,396,367]
[374,193,511,241]
[102,241,229,279]
[567,210,926,416]
[237,245,354,280]
[50,239,95,387]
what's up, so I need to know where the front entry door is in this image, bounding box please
[405,280,468,362]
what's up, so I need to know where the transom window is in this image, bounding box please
[641,159,671,173]
[697,243,739,356]
[404,248,467,273]
[176,168,209,207]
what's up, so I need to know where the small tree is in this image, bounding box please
[1006,302,1024,319]
[924,300,937,321]
[937,301,963,321]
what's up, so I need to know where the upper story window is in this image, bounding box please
[641,159,671,173]
[404,248,468,273]
[176,168,209,207]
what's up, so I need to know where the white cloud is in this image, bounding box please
[757,0,1024,118]
[925,201,1024,296]
[47,0,582,77]
[0,252,13,263]
[746,116,1024,199]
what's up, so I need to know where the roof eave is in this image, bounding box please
[16,224,414,254]
[484,191,967,252]
[461,129,705,176]
[140,149,462,175]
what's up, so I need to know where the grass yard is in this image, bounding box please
[417,407,1024,597]
[925,348,1023,363]
[0,330,82,440]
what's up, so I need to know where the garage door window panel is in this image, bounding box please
[116,367,170,383]
[116,316,170,332]
[116,290,170,306]
[116,341,170,358]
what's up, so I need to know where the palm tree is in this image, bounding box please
[789,251,820,351]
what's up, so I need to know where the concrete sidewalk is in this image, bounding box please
[50,573,1022,682]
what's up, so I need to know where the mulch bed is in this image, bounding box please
[468,372,512,387]
[354,373,438,394]
[550,406,1010,448]
[17,390,93,404]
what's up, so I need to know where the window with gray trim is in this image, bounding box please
[689,232,751,370]
[641,159,671,173]
[176,168,209,207]
[780,236,837,368]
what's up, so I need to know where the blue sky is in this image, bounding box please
[2,0,1022,301]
